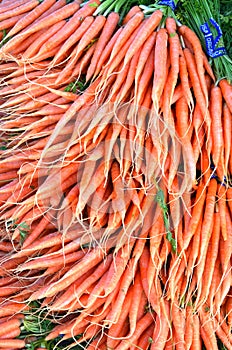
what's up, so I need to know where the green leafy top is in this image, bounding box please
[176,0,232,83]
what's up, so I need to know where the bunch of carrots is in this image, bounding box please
[0,0,231,348]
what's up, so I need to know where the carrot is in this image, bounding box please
[151,300,170,350]
[123,10,162,69]
[107,259,136,325]
[219,79,232,113]
[222,102,231,175]
[17,250,86,271]
[184,306,193,350]
[122,6,142,25]
[135,45,154,107]
[139,245,161,315]
[137,323,154,350]
[127,271,144,336]
[183,48,210,138]
[22,211,53,248]
[22,20,65,59]
[0,327,21,339]
[115,311,154,350]
[51,257,112,310]
[199,308,218,349]
[171,300,185,350]
[214,323,232,350]
[5,0,56,39]
[103,240,135,297]
[0,303,29,318]
[217,184,227,241]
[0,241,13,252]
[134,31,156,95]
[175,96,196,187]
[47,15,94,66]
[152,28,168,112]
[31,247,106,299]
[34,0,67,21]
[1,1,80,54]
[70,37,97,77]
[196,179,217,289]
[210,85,223,167]
[0,0,30,14]
[179,49,194,111]
[202,52,215,81]
[178,25,209,105]
[190,314,202,349]
[0,0,39,22]
[55,15,107,84]
[93,26,123,79]
[220,206,232,274]
[226,295,232,328]
[0,319,21,337]
[106,288,132,348]
[86,11,120,81]
[38,0,100,58]
[0,339,25,348]
[196,212,220,307]
[0,170,18,182]
[0,13,25,31]
[162,17,180,129]
[183,182,206,249]
[107,11,144,66]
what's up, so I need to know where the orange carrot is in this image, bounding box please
[0,0,39,22]
[183,182,206,249]
[151,300,170,350]
[183,48,210,139]
[210,85,223,167]
[55,15,107,84]
[136,323,154,350]
[0,0,30,14]
[179,48,194,111]
[0,319,21,337]
[219,79,232,113]
[222,103,231,175]
[196,212,220,307]
[152,28,168,112]
[1,1,80,54]
[107,11,144,65]
[123,10,162,69]
[22,20,65,59]
[122,5,142,25]
[0,339,25,348]
[176,96,196,187]
[86,11,120,81]
[6,0,56,38]
[37,0,100,57]
[196,179,217,289]
[93,26,123,79]
[179,25,209,105]
[0,13,25,31]
[162,17,180,128]
[115,311,154,350]
[0,303,29,318]
[199,308,218,349]
[32,247,106,299]
[190,314,202,350]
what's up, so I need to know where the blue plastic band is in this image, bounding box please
[200,18,227,58]
[158,0,176,11]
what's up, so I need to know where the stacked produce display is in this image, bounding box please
[0,0,231,348]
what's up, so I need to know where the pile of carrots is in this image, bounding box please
[0,0,231,348]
